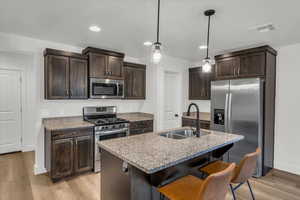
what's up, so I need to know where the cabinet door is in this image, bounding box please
[108,56,124,79]
[89,53,107,78]
[69,58,88,99]
[124,66,146,99]
[74,135,93,173]
[215,57,240,79]
[238,52,265,77]
[189,68,212,100]
[124,67,134,98]
[45,55,69,99]
[51,138,74,179]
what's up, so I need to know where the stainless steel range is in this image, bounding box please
[83,106,129,172]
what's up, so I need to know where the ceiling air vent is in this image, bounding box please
[251,23,275,33]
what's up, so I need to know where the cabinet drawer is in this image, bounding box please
[130,120,153,129]
[182,118,210,130]
[52,128,93,140]
[129,120,153,135]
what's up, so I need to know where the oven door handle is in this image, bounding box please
[97,128,129,136]
[117,83,120,97]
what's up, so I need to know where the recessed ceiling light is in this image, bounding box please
[199,45,208,49]
[143,41,153,46]
[89,25,101,32]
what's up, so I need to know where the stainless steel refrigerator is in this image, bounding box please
[210,78,264,177]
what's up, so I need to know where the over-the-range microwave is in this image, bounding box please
[89,78,124,99]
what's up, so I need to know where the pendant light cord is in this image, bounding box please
[156,0,160,43]
[206,15,211,59]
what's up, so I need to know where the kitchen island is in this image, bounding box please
[98,127,243,200]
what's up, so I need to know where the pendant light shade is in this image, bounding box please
[202,9,215,73]
[202,58,212,73]
[152,0,162,64]
[152,42,162,64]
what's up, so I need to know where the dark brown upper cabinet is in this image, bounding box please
[215,46,276,80]
[82,47,125,80]
[239,52,265,77]
[189,66,214,100]
[124,62,146,99]
[44,49,88,100]
[215,57,240,79]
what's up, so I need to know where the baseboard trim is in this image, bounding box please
[34,164,47,175]
[274,161,300,176]
[22,145,35,152]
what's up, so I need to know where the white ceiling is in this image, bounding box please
[0,0,300,61]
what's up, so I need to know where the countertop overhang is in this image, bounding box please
[98,128,244,174]
[42,112,154,131]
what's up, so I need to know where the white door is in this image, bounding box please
[0,69,22,154]
[164,72,180,129]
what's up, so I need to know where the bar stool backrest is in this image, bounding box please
[198,163,236,200]
[232,148,262,183]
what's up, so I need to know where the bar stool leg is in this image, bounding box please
[230,184,237,200]
[247,180,255,200]
[160,193,165,200]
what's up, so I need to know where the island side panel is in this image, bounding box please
[101,150,131,200]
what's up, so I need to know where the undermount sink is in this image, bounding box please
[159,129,195,140]
[159,128,211,140]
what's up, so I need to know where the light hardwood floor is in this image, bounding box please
[0,151,300,200]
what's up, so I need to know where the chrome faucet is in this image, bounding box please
[187,103,201,137]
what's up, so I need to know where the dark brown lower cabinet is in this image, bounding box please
[129,120,153,135]
[182,118,210,130]
[45,127,94,181]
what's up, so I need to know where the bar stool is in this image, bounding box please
[200,148,261,200]
[158,163,236,200]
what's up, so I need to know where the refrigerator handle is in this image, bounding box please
[228,93,232,132]
[225,93,229,131]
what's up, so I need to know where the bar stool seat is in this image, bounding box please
[158,175,204,200]
[158,163,236,200]
[201,160,238,177]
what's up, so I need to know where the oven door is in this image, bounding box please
[90,78,124,99]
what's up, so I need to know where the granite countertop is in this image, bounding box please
[182,112,211,122]
[118,112,154,122]
[43,116,94,131]
[98,128,244,174]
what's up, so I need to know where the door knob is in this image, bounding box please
[175,114,179,117]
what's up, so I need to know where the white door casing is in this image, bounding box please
[163,72,181,129]
[0,69,22,154]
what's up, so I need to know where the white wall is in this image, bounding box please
[274,43,300,175]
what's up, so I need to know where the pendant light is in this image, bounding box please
[202,9,215,73]
[152,0,162,64]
